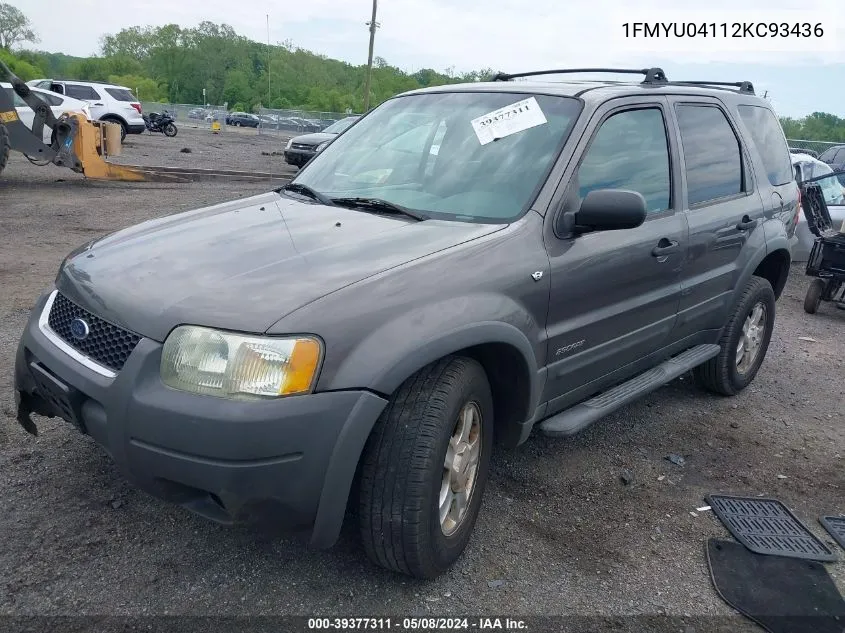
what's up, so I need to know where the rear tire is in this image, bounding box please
[804,278,825,314]
[0,122,9,177]
[103,118,127,142]
[694,276,776,396]
[358,356,493,578]
[164,123,178,137]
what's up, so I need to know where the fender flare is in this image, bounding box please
[730,237,791,310]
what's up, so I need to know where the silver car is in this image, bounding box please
[792,153,845,261]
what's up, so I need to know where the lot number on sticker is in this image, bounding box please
[471,97,547,145]
[0,110,19,123]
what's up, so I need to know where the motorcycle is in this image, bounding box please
[143,110,178,137]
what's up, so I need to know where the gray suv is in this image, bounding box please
[14,68,798,579]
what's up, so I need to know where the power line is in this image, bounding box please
[363,0,379,111]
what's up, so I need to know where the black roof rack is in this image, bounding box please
[490,68,756,95]
[491,67,668,84]
[670,80,755,94]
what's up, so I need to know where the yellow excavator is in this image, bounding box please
[1,61,289,183]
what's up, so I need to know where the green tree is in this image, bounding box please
[0,3,38,50]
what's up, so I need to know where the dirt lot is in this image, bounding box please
[1,129,843,630]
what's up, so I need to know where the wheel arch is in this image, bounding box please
[753,246,791,300]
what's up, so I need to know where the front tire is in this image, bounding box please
[358,356,493,578]
[164,123,178,137]
[694,276,776,396]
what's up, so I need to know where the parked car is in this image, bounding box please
[2,83,90,144]
[789,147,819,159]
[15,69,797,580]
[818,144,845,186]
[225,112,260,127]
[26,79,144,141]
[188,108,207,119]
[791,152,845,261]
[284,116,359,167]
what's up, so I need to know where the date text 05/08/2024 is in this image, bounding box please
[622,22,824,38]
[307,618,528,630]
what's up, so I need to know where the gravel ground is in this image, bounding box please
[1,132,843,631]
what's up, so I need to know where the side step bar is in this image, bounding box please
[538,344,721,437]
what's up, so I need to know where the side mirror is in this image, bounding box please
[574,189,647,231]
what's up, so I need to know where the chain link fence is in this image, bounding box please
[140,102,358,136]
[256,107,359,136]
[786,139,840,160]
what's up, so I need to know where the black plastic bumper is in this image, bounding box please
[125,123,146,135]
[284,150,314,166]
[14,290,387,548]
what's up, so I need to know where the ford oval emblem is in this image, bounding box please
[69,318,90,341]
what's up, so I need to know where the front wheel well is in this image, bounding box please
[753,249,791,299]
[459,342,532,448]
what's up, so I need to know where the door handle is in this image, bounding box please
[736,216,758,231]
[93,103,104,106]
[652,238,679,257]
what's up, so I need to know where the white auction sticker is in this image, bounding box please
[471,97,547,146]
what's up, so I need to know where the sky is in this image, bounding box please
[9,0,845,118]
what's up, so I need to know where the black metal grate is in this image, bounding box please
[291,143,313,150]
[47,293,141,372]
[820,516,845,551]
[707,495,838,562]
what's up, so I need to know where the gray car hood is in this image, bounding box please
[56,191,503,341]
[290,132,335,146]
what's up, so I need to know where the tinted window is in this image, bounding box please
[819,147,840,162]
[65,84,100,100]
[576,108,671,214]
[676,105,743,206]
[737,105,792,186]
[105,87,136,101]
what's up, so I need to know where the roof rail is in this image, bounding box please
[670,80,755,95]
[491,67,668,84]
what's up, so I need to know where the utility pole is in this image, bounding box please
[267,14,271,108]
[363,0,379,111]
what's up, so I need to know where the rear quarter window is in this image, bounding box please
[105,88,137,102]
[737,105,793,186]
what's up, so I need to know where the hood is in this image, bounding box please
[56,192,504,341]
[291,132,335,146]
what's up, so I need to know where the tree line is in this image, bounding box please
[0,3,843,136]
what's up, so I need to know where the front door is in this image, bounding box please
[63,83,108,120]
[542,99,687,410]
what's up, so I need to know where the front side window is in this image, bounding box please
[737,105,792,186]
[676,105,744,206]
[575,108,671,214]
[293,91,583,222]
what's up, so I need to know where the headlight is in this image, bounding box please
[285,139,293,150]
[316,141,329,152]
[160,326,322,399]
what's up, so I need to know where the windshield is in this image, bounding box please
[799,162,845,206]
[323,117,358,134]
[292,91,583,222]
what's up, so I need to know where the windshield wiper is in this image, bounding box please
[281,182,335,206]
[330,197,428,221]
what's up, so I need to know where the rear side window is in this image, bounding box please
[576,108,671,214]
[676,105,743,206]
[105,88,137,102]
[65,84,100,100]
[737,105,792,186]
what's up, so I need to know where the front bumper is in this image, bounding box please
[284,149,315,166]
[14,290,387,548]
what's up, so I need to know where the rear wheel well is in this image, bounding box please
[753,249,791,299]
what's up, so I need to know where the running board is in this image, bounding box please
[538,344,721,437]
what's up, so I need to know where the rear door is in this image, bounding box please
[667,97,764,340]
[63,83,107,120]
